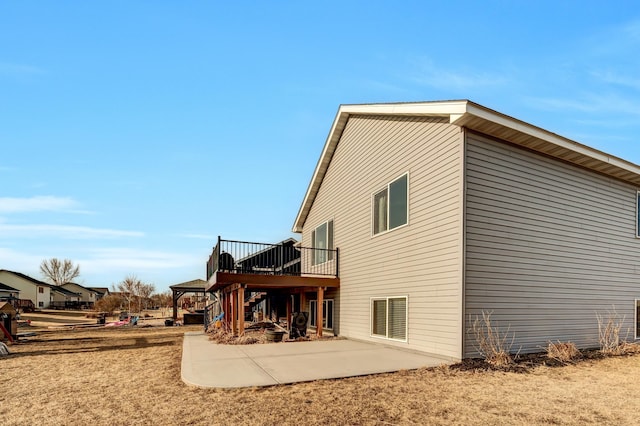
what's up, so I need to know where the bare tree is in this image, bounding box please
[151,290,172,316]
[40,258,80,286]
[138,283,156,312]
[117,275,142,314]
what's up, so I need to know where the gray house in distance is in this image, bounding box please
[291,100,640,360]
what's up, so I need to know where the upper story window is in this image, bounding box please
[637,191,640,238]
[38,287,44,294]
[312,220,334,265]
[373,173,408,235]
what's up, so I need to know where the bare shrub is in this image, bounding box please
[546,341,581,363]
[470,311,516,367]
[208,328,260,345]
[618,342,640,355]
[94,295,123,316]
[596,307,629,355]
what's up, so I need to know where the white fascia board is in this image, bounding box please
[461,102,640,174]
[339,101,469,117]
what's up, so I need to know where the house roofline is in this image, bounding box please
[292,100,640,233]
[0,269,53,287]
[62,282,99,294]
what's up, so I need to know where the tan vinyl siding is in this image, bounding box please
[301,115,464,359]
[464,134,640,356]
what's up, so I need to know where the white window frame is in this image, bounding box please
[309,299,334,330]
[370,296,408,342]
[636,191,640,238]
[371,172,409,237]
[312,219,334,265]
[633,299,640,340]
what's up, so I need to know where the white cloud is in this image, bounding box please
[177,233,215,240]
[0,62,44,75]
[526,93,640,117]
[590,70,640,91]
[410,59,507,91]
[0,223,143,239]
[0,247,43,274]
[0,196,80,213]
[79,248,199,273]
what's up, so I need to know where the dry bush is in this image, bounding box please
[470,311,516,367]
[208,328,261,345]
[94,295,123,316]
[596,307,629,355]
[546,341,581,363]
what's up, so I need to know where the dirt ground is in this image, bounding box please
[2,326,640,425]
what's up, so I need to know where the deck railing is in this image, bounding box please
[206,237,338,281]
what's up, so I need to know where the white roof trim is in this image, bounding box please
[292,100,640,233]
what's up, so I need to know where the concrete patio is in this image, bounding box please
[181,331,452,388]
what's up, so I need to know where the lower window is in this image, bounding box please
[636,300,640,339]
[309,299,334,329]
[371,296,407,341]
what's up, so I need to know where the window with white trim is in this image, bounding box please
[312,220,334,265]
[373,174,408,235]
[636,192,640,238]
[636,300,640,339]
[371,296,407,341]
[309,299,334,329]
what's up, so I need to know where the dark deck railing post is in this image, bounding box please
[335,247,339,277]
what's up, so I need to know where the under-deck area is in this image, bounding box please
[205,237,339,337]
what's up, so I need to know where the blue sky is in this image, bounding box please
[1,2,639,292]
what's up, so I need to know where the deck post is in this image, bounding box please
[238,285,245,336]
[316,286,324,337]
[231,289,238,336]
[299,292,306,314]
[225,292,231,330]
[286,294,292,333]
[172,289,178,321]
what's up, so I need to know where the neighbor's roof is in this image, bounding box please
[89,287,110,295]
[169,279,207,291]
[62,282,99,293]
[0,270,52,287]
[292,100,640,232]
[0,282,20,292]
[50,286,81,297]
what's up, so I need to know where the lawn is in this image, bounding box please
[2,326,640,425]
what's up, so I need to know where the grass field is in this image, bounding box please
[2,326,640,425]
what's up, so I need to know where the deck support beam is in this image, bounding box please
[286,294,292,333]
[231,289,238,335]
[238,286,245,336]
[316,287,324,337]
[299,292,306,315]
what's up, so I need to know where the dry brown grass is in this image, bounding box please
[3,326,640,425]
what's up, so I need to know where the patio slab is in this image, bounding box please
[181,332,452,388]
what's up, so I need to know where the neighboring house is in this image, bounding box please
[0,282,20,302]
[0,270,52,309]
[207,100,640,361]
[61,283,99,308]
[50,286,82,309]
[89,287,110,300]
